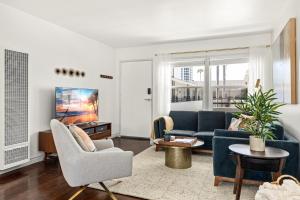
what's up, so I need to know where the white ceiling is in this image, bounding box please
[0,0,289,47]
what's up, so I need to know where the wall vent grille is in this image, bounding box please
[4,49,28,146]
[4,146,29,165]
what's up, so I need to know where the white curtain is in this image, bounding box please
[202,58,213,111]
[248,47,272,93]
[153,54,172,118]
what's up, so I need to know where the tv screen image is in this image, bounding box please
[55,87,99,125]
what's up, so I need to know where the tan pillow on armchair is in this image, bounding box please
[69,125,96,152]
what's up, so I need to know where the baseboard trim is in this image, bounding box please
[111,132,120,138]
[0,154,44,175]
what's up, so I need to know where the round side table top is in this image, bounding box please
[229,144,289,159]
[153,138,204,148]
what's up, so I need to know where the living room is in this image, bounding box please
[1,0,300,200]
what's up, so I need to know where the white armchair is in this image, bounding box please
[50,119,133,200]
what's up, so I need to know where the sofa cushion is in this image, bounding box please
[194,131,214,138]
[198,111,225,131]
[169,111,198,131]
[194,131,214,150]
[165,130,196,137]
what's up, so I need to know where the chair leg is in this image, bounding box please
[214,176,221,186]
[68,185,88,200]
[99,182,118,200]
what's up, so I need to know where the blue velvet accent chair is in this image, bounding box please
[213,128,299,185]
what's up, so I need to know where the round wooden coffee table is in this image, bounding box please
[229,144,289,200]
[153,138,204,169]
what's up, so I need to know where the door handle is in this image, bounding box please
[144,98,152,101]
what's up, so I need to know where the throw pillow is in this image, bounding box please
[69,125,96,152]
[163,116,174,131]
[239,114,255,129]
[228,118,242,131]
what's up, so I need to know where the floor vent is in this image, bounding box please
[5,146,29,165]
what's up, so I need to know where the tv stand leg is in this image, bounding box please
[44,153,49,161]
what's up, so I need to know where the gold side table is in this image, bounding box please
[165,146,192,169]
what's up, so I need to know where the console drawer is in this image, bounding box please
[96,125,108,132]
[84,128,95,134]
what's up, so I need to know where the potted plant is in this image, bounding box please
[235,89,284,152]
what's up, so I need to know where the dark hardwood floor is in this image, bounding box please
[0,137,151,200]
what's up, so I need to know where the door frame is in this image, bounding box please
[119,59,154,138]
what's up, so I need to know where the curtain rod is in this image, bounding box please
[155,45,271,56]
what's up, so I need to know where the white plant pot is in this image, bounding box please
[249,136,265,152]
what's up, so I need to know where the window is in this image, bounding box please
[171,65,205,111]
[211,63,248,108]
[170,54,249,111]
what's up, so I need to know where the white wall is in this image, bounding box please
[272,0,298,41]
[272,0,300,140]
[0,3,117,173]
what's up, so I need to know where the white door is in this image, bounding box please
[120,61,152,138]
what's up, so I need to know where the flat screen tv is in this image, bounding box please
[55,87,99,125]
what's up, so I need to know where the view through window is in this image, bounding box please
[171,61,248,111]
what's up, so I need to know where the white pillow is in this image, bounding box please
[228,118,242,131]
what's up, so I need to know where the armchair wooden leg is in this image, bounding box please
[99,182,118,200]
[214,176,221,186]
[68,185,88,200]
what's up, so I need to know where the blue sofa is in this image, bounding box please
[154,110,300,183]
[154,111,285,150]
[213,129,300,184]
[154,111,284,150]
[154,111,229,150]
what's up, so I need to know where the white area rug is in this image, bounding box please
[89,146,258,200]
